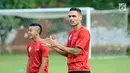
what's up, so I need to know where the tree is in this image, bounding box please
[0,0,35,9]
[0,0,36,54]
[0,16,20,54]
[65,0,126,9]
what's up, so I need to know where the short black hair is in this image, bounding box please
[69,7,82,14]
[29,23,42,35]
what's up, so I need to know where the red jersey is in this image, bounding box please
[66,26,90,72]
[27,41,49,73]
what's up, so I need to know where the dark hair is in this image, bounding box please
[29,23,42,34]
[69,7,82,14]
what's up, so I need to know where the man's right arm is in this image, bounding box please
[41,39,68,57]
[52,47,68,57]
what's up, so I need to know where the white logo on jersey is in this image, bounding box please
[28,46,32,52]
[69,35,72,40]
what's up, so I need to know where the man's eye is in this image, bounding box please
[69,15,71,17]
[72,15,76,17]
[69,15,76,17]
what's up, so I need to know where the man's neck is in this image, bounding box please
[72,23,82,30]
[32,36,42,42]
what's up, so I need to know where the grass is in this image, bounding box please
[0,53,130,73]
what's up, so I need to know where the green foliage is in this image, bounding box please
[0,0,35,9]
[0,0,126,9]
[0,16,20,27]
[0,16,21,45]
[66,0,125,9]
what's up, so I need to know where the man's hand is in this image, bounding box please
[45,37,58,47]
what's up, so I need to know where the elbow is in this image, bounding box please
[69,49,81,57]
[73,52,80,57]
[73,49,81,56]
[68,47,82,57]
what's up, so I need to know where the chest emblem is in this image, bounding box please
[69,35,72,40]
[28,46,32,52]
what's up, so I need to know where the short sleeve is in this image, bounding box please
[66,31,73,47]
[66,36,70,47]
[40,44,49,57]
[75,30,90,49]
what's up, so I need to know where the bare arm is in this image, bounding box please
[54,43,82,56]
[52,47,68,57]
[42,40,68,57]
[45,38,82,56]
[38,57,48,73]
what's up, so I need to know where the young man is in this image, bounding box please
[45,8,91,73]
[26,23,49,73]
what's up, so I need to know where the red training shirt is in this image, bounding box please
[27,41,49,73]
[66,26,90,72]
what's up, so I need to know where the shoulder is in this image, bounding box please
[69,29,74,34]
[39,42,49,51]
[27,42,32,48]
[28,42,32,45]
[80,26,90,36]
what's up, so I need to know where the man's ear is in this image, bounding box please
[80,15,82,21]
[36,26,41,35]
[38,29,41,35]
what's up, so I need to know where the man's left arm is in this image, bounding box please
[38,57,48,73]
[38,44,49,73]
[56,44,82,56]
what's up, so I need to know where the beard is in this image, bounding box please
[71,23,78,27]
[28,36,33,40]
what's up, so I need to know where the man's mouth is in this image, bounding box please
[70,20,74,24]
[28,34,32,37]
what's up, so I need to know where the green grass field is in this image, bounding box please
[0,53,130,73]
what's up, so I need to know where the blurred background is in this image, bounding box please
[0,0,130,73]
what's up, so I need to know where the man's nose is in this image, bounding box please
[69,17,74,20]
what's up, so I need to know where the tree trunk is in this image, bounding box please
[0,43,8,55]
[0,33,9,55]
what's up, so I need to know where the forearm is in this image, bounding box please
[55,44,81,56]
[52,47,68,57]
[38,63,46,73]
[38,57,48,73]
